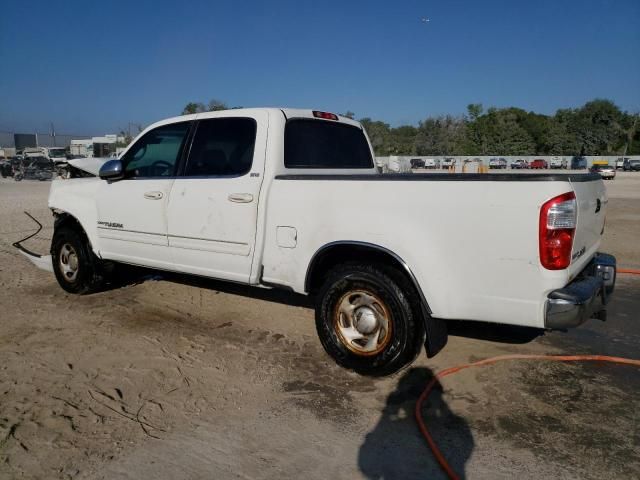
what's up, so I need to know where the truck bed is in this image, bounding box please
[263,172,606,328]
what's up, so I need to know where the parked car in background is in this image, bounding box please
[590,163,616,180]
[623,159,640,171]
[10,157,23,175]
[615,158,627,170]
[423,158,438,169]
[441,157,455,169]
[549,157,568,169]
[510,159,528,169]
[23,147,48,159]
[530,159,548,169]
[0,159,11,177]
[489,158,508,169]
[410,158,425,169]
[571,156,587,169]
[23,156,54,181]
[47,147,68,164]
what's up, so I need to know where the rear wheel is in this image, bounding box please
[52,227,106,294]
[315,263,424,376]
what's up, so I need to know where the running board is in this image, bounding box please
[12,211,54,273]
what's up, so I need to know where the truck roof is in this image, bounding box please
[145,108,362,133]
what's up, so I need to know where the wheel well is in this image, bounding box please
[52,212,92,252]
[54,212,84,233]
[305,243,429,310]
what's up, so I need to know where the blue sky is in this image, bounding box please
[1,0,638,135]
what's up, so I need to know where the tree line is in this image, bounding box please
[182,99,639,156]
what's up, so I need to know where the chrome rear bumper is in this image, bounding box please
[545,253,616,329]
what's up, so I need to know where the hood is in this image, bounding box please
[66,157,110,176]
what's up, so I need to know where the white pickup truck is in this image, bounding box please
[16,108,617,375]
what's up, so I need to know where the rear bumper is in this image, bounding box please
[545,253,616,329]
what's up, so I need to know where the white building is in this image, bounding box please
[70,134,125,158]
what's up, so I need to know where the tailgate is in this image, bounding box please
[569,178,607,276]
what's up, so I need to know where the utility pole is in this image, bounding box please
[50,122,56,147]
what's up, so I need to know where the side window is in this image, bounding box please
[184,118,257,177]
[121,122,190,178]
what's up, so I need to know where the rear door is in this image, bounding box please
[569,178,607,275]
[166,112,268,282]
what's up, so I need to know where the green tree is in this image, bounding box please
[414,116,468,155]
[388,125,418,155]
[465,104,485,153]
[182,99,229,115]
[359,118,391,155]
[474,109,535,155]
[622,114,639,154]
[467,103,483,121]
[208,99,228,111]
[182,102,206,115]
[571,99,626,154]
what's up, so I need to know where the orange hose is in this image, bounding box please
[618,268,640,275]
[415,354,640,480]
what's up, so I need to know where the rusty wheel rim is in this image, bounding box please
[333,290,392,356]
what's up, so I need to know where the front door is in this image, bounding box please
[166,112,268,283]
[96,121,191,268]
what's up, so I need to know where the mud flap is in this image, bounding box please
[12,211,54,273]
[421,304,448,357]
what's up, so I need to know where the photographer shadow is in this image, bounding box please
[358,367,473,479]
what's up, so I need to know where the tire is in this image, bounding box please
[315,262,425,376]
[51,226,105,294]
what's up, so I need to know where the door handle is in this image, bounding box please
[228,193,253,203]
[144,191,164,200]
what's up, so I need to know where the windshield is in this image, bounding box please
[592,164,611,170]
[630,160,640,165]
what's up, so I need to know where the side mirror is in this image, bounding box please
[99,159,124,180]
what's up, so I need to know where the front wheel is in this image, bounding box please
[315,263,424,376]
[52,227,106,294]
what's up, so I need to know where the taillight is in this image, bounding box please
[539,192,576,270]
[312,111,339,120]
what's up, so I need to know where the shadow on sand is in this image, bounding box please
[358,367,473,479]
[447,320,543,344]
[104,264,315,308]
[107,266,543,349]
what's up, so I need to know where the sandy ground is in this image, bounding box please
[0,173,639,480]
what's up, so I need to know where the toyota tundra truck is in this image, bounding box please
[16,108,617,375]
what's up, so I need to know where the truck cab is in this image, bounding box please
[47,147,68,164]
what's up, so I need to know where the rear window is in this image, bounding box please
[284,119,373,169]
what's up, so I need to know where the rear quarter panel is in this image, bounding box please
[262,177,581,328]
